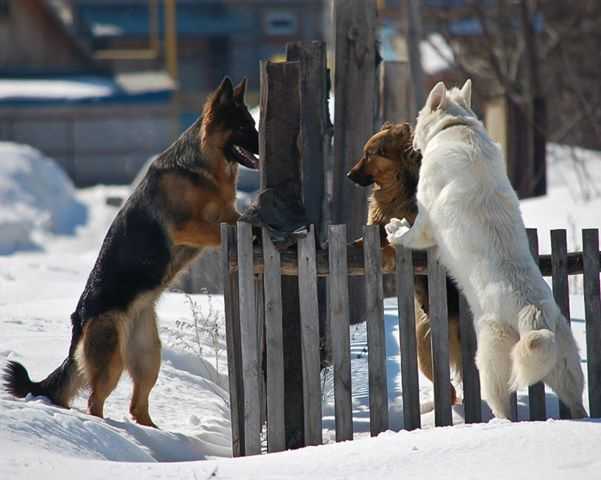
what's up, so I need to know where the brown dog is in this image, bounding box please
[3,77,259,427]
[347,122,462,404]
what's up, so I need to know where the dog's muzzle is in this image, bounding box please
[346,169,374,187]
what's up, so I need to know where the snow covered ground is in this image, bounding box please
[1,143,600,478]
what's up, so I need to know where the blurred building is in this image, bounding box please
[74,0,326,124]
[0,0,326,185]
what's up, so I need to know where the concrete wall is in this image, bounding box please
[0,103,177,186]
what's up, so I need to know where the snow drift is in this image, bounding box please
[0,142,86,254]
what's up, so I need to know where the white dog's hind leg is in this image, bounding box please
[510,305,558,390]
[385,214,435,250]
[476,320,519,419]
[542,320,587,418]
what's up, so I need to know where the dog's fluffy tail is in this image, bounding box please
[509,305,558,391]
[3,358,83,407]
[3,313,85,406]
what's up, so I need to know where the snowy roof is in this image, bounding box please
[79,4,252,38]
[0,72,174,106]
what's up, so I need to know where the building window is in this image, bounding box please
[0,0,9,18]
[264,11,298,36]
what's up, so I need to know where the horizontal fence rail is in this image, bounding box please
[228,244,601,277]
[223,223,601,456]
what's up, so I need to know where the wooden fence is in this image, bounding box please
[222,223,601,456]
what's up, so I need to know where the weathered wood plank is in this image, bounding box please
[527,229,546,421]
[427,250,453,427]
[236,221,261,455]
[259,59,306,449]
[363,225,389,436]
[286,41,331,242]
[328,225,353,441]
[551,229,572,419]
[221,223,245,457]
[255,275,266,429]
[458,293,481,424]
[229,246,600,278]
[332,0,377,325]
[583,229,601,418]
[379,60,415,126]
[395,245,421,430]
[286,40,331,405]
[297,226,323,446]
[262,228,285,453]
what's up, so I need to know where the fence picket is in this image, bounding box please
[527,229,546,420]
[221,224,245,457]
[395,246,421,430]
[328,225,353,441]
[427,250,453,426]
[297,226,323,446]
[262,228,285,452]
[551,229,572,419]
[458,294,481,423]
[236,221,261,455]
[363,225,389,436]
[583,229,601,417]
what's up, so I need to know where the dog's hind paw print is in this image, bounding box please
[385,218,411,245]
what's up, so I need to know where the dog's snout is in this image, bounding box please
[347,167,374,187]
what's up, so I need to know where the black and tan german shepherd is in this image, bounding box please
[3,77,258,427]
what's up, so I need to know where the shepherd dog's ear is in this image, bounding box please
[214,77,234,106]
[459,79,472,109]
[233,78,247,102]
[425,82,448,111]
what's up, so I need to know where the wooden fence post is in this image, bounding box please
[458,294,481,424]
[427,250,453,426]
[583,229,601,417]
[395,245,421,430]
[221,224,245,457]
[297,226,323,446]
[379,60,416,126]
[527,229,546,420]
[551,229,572,419]
[259,60,305,449]
[236,221,261,455]
[286,40,332,372]
[328,225,353,441]
[378,60,415,297]
[332,0,377,325]
[364,225,389,436]
[262,228,285,452]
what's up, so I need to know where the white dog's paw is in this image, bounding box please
[385,218,411,245]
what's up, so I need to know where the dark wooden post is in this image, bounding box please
[332,0,378,325]
[526,229,546,420]
[259,60,305,449]
[378,60,416,297]
[286,41,331,243]
[379,60,416,126]
[221,224,244,456]
[286,41,332,370]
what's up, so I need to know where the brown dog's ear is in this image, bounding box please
[380,121,394,131]
[388,122,412,145]
[214,77,234,106]
[233,78,247,102]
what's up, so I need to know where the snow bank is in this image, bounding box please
[521,143,601,253]
[0,143,86,254]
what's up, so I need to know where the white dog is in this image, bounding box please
[386,80,586,419]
